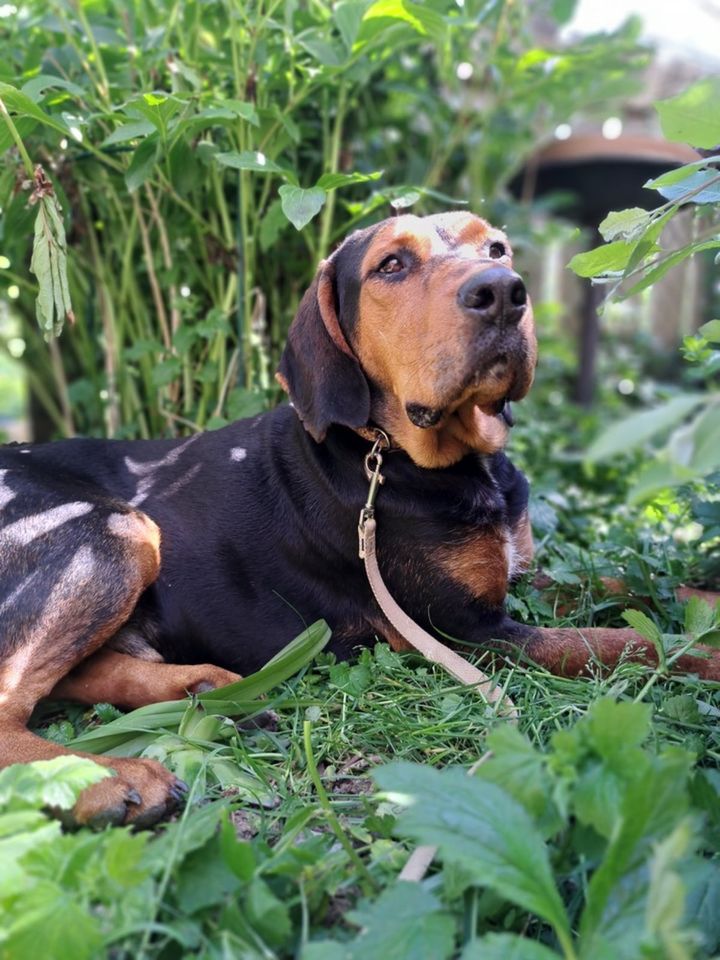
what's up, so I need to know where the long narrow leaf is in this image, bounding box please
[69,620,331,753]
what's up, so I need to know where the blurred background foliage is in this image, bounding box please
[0,0,647,440]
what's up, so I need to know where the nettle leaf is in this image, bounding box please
[656,77,720,148]
[580,748,693,944]
[460,933,560,960]
[279,185,327,230]
[2,885,104,960]
[567,239,634,278]
[477,726,561,834]
[585,393,705,462]
[645,820,697,953]
[598,207,650,242]
[30,192,75,339]
[0,756,109,812]
[346,883,455,960]
[621,609,663,648]
[374,763,571,943]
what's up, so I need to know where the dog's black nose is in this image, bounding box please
[457,267,527,326]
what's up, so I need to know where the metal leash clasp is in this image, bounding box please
[358,429,390,558]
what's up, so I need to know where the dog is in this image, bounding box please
[2,211,718,827]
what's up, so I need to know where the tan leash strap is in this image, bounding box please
[357,431,516,716]
[362,516,515,714]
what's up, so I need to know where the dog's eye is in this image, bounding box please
[488,242,506,259]
[377,255,404,275]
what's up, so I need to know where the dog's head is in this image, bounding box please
[278,211,537,468]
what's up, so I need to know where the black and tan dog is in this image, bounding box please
[1,211,717,826]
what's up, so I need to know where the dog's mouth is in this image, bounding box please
[405,352,518,432]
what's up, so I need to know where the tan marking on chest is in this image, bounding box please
[436,528,509,606]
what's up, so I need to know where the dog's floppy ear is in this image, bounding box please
[277,260,371,442]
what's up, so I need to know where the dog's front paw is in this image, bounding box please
[71,758,187,829]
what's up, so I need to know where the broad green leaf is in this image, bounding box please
[550,0,578,24]
[215,150,288,175]
[598,207,650,242]
[246,877,292,949]
[20,75,85,101]
[279,185,327,230]
[296,28,347,67]
[302,945,348,960]
[127,92,184,135]
[656,78,720,148]
[699,319,720,343]
[627,458,698,503]
[142,800,227,871]
[687,399,720,474]
[316,170,382,190]
[220,811,256,881]
[362,0,446,39]
[174,832,242,914]
[102,120,155,146]
[585,393,705,462]
[346,883,455,960]
[221,99,260,126]
[0,81,69,135]
[374,764,571,942]
[656,168,720,205]
[460,934,560,960]
[645,156,720,190]
[684,596,716,638]
[567,239,634,278]
[334,0,371,49]
[622,205,675,275]
[125,135,159,191]
[622,240,720,299]
[259,198,288,252]
[151,356,182,387]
